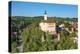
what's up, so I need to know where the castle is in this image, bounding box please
[39,11,56,34]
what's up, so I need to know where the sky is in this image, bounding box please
[10,1,78,18]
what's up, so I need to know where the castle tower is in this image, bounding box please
[44,10,47,20]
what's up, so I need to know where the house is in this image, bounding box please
[71,21,78,32]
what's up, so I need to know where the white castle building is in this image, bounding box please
[39,11,56,34]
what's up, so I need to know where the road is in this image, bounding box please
[17,31,23,52]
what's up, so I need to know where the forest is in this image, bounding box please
[10,16,78,52]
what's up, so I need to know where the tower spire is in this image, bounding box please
[44,10,47,14]
[44,10,47,20]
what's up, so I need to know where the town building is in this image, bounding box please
[71,21,78,32]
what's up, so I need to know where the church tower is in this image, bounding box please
[44,10,47,20]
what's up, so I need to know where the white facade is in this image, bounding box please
[39,22,56,34]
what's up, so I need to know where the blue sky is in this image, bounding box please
[10,1,78,18]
